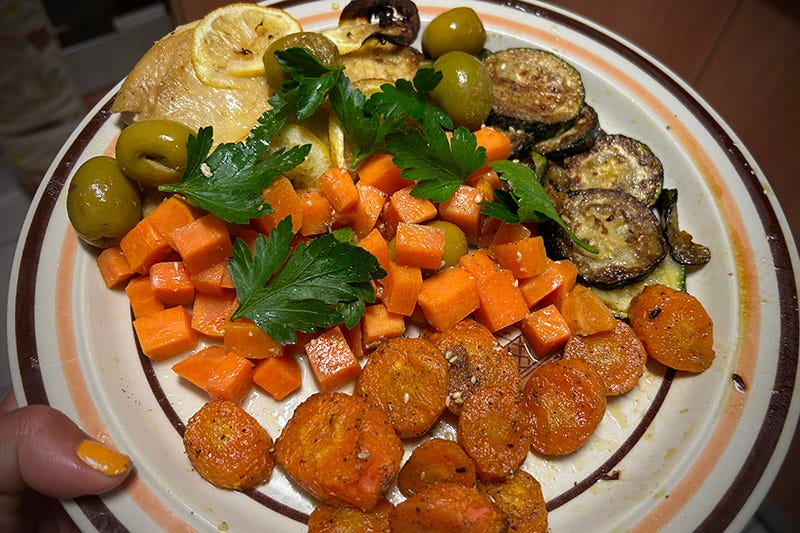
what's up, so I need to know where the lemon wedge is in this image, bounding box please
[192,3,302,89]
[272,124,331,189]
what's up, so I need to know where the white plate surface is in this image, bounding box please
[8,1,800,531]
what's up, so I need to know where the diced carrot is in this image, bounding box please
[172,345,254,403]
[351,182,388,239]
[474,127,512,165]
[190,260,234,295]
[356,153,413,195]
[224,318,283,359]
[343,323,365,358]
[146,195,198,247]
[252,176,304,235]
[476,217,503,249]
[356,228,392,274]
[466,167,502,191]
[382,185,437,236]
[297,188,334,236]
[252,353,302,400]
[191,291,239,339]
[133,305,197,360]
[520,305,572,357]
[489,222,533,246]
[438,184,484,245]
[458,249,498,280]
[125,275,165,318]
[318,167,359,213]
[518,258,578,309]
[172,345,228,390]
[490,236,548,279]
[394,222,445,270]
[96,245,134,288]
[361,303,406,347]
[472,269,529,332]
[205,351,254,403]
[305,325,361,391]
[560,285,617,336]
[416,266,480,332]
[149,261,195,306]
[381,261,422,316]
[169,213,233,275]
[120,217,174,275]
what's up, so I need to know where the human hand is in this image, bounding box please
[0,390,132,532]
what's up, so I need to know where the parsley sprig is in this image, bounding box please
[159,113,309,224]
[482,160,598,253]
[229,217,385,345]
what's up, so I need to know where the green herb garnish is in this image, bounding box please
[229,217,385,345]
[482,160,598,253]
[160,114,309,224]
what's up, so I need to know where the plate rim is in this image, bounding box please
[8,0,800,531]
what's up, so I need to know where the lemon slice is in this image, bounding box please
[192,3,302,89]
[272,124,331,189]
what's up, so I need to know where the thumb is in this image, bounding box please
[0,395,132,499]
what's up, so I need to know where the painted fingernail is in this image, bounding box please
[76,439,131,476]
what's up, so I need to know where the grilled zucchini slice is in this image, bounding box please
[483,48,585,139]
[533,104,600,159]
[552,188,667,289]
[563,132,663,206]
[656,188,711,266]
[591,253,686,319]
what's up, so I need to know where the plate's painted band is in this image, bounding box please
[11,1,797,531]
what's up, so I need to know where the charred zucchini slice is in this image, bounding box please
[591,253,686,319]
[483,48,585,138]
[552,188,667,289]
[656,188,711,266]
[563,133,663,206]
[533,104,600,159]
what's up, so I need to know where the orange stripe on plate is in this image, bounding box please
[57,226,194,533]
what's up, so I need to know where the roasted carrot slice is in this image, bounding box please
[426,319,521,416]
[478,469,548,533]
[354,337,448,438]
[183,400,274,490]
[274,391,404,511]
[390,482,507,533]
[397,438,476,497]
[524,359,606,455]
[308,497,394,533]
[563,319,647,395]
[628,283,714,373]
[457,386,532,482]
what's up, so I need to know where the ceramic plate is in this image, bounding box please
[8,1,800,531]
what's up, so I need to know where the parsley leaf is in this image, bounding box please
[273,48,343,120]
[387,126,486,202]
[160,115,310,224]
[484,160,598,253]
[363,68,452,130]
[229,217,386,345]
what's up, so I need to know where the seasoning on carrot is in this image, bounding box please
[524,358,606,455]
[183,400,274,490]
[397,438,476,497]
[628,283,714,373]
[191,290,238,339]
[477,469,548,533]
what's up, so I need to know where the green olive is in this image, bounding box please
[422,7,486,59]
[429,51,493,131]
[115,119,193,187]
[67,156,142,248]
[427,220,468,267]
[262,32,340,90]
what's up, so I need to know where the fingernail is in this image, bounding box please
[76,439,131,476]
